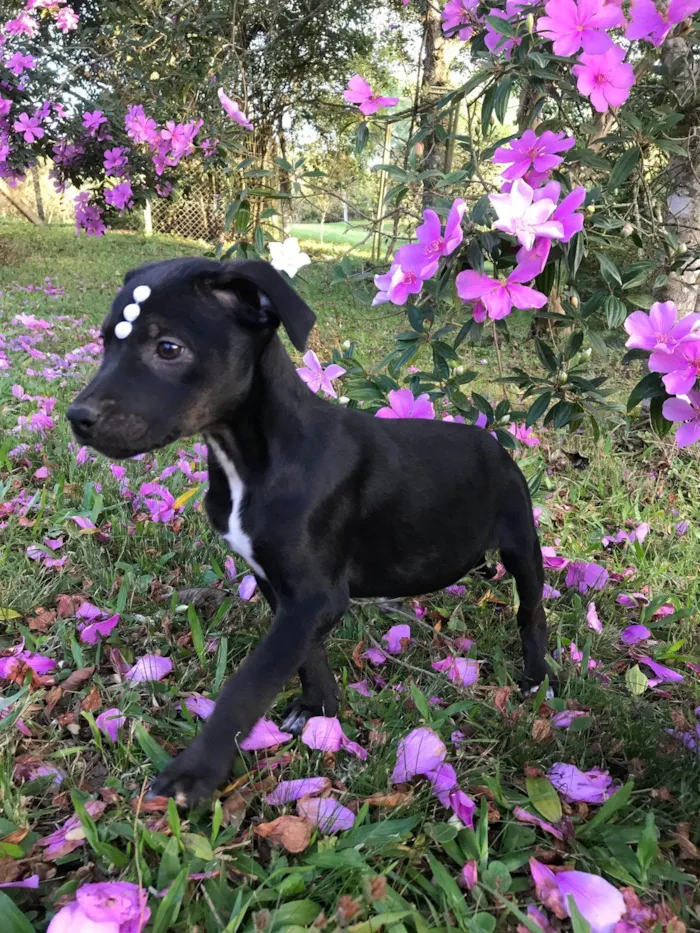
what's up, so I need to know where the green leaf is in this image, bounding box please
[470,914,497,933]
[338,817,418,850]
[426,853,470,918]
[625,664,648,696]
[604,296,627,329]
[577,781,634,838]
[134,722,171,771]
[235,199,250,234]
[525,392,552,427]
[268,900,321,930]
[568,895,593,933]
[409,683,432,721]
[356,122,369,154]
[153,866,189,933]
[485,13,515,36]
[607,148,640,191]
[0,892,35,933]
[597,253,622,288]
[481,860,512,894]
[545,400,575,429]
[637,812,658,875]
[349,912,413,933]
[535,338,558,374]
[494,76,512,124]
[525,777,563,823]
[650,396,672,437]
[626,372,665,411]
[182,832,214,861]
[0,608,21,621]
[481,84,497,137]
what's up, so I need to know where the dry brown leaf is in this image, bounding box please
[1,828,29,846]
[62,666,96,692]
[99,787,120,806]
[221,790,253,830]
[336,894,362,923]
[493,686,511,715]
[80,685,102,713]
[368,874,387,902]
[364,791,412,808]
[28,607,57,632]
[130,795,170,813]
[254,815,312,853]
[351,640,365,669]
[531,719,554,744]
[673,823,699,860]
[44,686,63,717]
[56,594,83,618]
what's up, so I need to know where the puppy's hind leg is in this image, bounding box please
[497,477,553,693]
[281,619,341,735]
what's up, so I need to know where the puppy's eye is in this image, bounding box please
[156,340,184,361]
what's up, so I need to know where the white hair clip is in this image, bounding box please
[115,284,152,339]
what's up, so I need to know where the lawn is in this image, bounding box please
[0,221,699,933]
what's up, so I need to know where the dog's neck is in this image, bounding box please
[204,332,316,478]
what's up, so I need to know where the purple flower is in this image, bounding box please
[394,199,466,279]
[565,560,609,593]
[490,179,564,251]
[373,256,429,306]
[456,266,548,321]
[105,181,134,212]
[509,422,540,447]
[5,52,36,76]
[343,74,399,115]
[675,520,689,536]
[639,656,684,684]
[266,777,331,805]
[302,716,367,759]
[530,858,625,933]
[662,390,700,448]
[13,112,44,144]
[240,717,292,750]
[392,727,447,783]
[363,647,387,665]
[80,613,119,645]
[586,601,603,632]
[218,88,253,130]
[239,574,257,600]
[538,0,622,56]
[492,129,575,182]
[382,624,412,654]
[461,860,478,890]
[542,546,569,570]
[572,45,636,113]
[296,351,346,398]
[47,881,150,933]
[82,110,108,135]
[125,654,173,683]
[38,801,106,861]
[551,710,588,729]
[442,0,479,39]
[548,762,613,804]
[542,584,561,599]
[348,679,373,697]
[0,875,39,890]
[376,387,435,420]
[179,693,216,720]
[104,146,130,177]
[296,796,355,832]
[484,9,521,57]
[623,301,699,352]
[620,624,650,646]
[96,708,127,743]
[56,6,80,32]
[445,584,466,597]
[432,656,479,687]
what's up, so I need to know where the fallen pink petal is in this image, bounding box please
[382,624,412,654]
[266,777,331,805]
[432,656,479,687]
[639,656,684,683]
[461,861,478,891]
[179,693,216,720]
[586,601,602,632]
[392,727,447,783]
[348,679,373,697]
[126,654,173,683]
[95,708,126,743]
[239,574,257,600]
[301,716,367,759]
[0,875,40,889]
[296,795,355,832]
[514,806,565,840]
[551,710,587,729]
[240,717,293,750]
[620,624,651,646]
[548,763,614,804]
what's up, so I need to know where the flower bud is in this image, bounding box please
[342,339,351,350]
[583,347,592,360]
[526,12,535,32]
[339,396,350,406]
[621,223,634,237]
[454,365,465,375]
[678,243,688,255]
[570,295,579,308]
[414,142,424,158]
[586,205,595,215]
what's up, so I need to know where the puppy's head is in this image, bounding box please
[67,258,315,459]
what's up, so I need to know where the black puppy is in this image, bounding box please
[68,258,550,804]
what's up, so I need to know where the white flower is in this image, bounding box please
[268,237,311,278]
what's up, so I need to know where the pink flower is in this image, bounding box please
[96,708,127,743]
[625,0,681,46]
[442,0,479,39]
[650,340,700,397]
[13,112,44,144]
[624,301,700,352]
[38,801,107,861]
[548,763,614,803]
[240,717,292,750]
[382,624,412,654]
[639,656,684,684]
[484,9,521,57]
[179,693,216,720]
[56,6,79,32]
[551,710,588,729]
[509,422,540,447]
[82,110,108,135]
[490,179,564,251]
[105,181,134,212]
[530,859,625,933]
[565,560,609,593]
[514,806,566,839]
[80,613,119,645]
[266,777,331,805]
[392,727,447,783]
[461,861,478,890]
[4,12,38,37]
[492,129,575,182]
[349,679,374,697]
[620,624,650,646]
[302,716,367,759]
[125,654,173,683]
[5,52,36,75]
[376,387,435,420]
[572,45,635,113]
[456,267,548,321]
[662,389,700,448]
[218,88,253,130]
[542,546,570,570]
[538,0,622,57]
[0,876,39,890]
[343,75,399,115]
[68,514,97,531]
[125,105,158,145]
[104,146,130,177]
[296,796,355,832]
[602,523,650,547]
[239,574,257,600]
[432,656,479,687]
[395,199,466,278]
[47,881,150,933]
[296,351,346,398]
[586,601,603,632]
[373,257,429,306]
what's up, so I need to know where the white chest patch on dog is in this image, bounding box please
[206,436,266,579]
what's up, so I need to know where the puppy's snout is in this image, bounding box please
[66,400,102,436]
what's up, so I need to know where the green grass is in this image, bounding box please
[0,221,699,932]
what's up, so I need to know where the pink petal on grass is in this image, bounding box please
[0,875,39,889]
[126,654,173,683]
[514,806,565,840]
[462,861,478,890]
[556,870,626,933]
[179,694,216,720]
[95,708,126,743]
[80,613,119,645]
[620,624,651,646]
[639,656,684,683]
[551,710,588,729]
[382,624,412,654]
[239,574,257,600]
[302,716,367,759]
[432,656,479,687]
[363,647,387,665]
[240,717,293,750]
[296,795,355,832]
[349,680,373,697]
[586,601,603,632]
[266,777,331,805]
[548,763,613,804]
[392,727,446,783]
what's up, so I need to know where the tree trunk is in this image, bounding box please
[657,36,700,315]
[420,6,458,208]
[31,166,45,221]
[277,121,293,237]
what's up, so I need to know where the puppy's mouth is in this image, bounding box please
[71,426,183,461]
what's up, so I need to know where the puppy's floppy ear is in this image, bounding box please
[212,260,316,351]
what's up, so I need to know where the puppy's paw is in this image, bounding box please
[150,742,230,807]
[521,670,558,699]
[280,697,336,736]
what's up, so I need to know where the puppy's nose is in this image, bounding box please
[66,401,101,435]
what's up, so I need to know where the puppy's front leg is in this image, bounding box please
[151,586,348,805]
